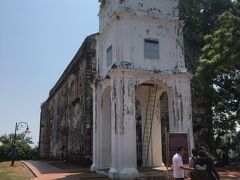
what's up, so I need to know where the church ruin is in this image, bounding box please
[39,0,194,179]
[39,35,96,164]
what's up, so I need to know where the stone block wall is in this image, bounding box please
[39,34,97,164]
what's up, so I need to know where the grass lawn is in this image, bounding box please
[0,161,34,180]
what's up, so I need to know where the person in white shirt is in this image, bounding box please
[172,146,194,180]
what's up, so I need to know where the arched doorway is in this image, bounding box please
[135,83,171,167]
[101,86,111,168]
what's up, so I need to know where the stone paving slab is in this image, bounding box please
[22,160,108,180]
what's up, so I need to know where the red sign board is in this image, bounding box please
[168,133,189,165]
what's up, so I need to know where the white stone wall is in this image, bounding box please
[93,0,193,179]
[99,0,179,32]
[98,0,185,79]
[92,69,193,178]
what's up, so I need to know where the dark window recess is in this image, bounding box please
[107,45,113,66]
[120,0,125,4]
[144,39,160,59]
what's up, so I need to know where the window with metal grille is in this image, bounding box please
[107,45,113,66]
[144,39,159,59]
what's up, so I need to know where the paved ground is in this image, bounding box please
[23,161,240,180]
[22,161,109,180]
[217,167,240,180]
[184,168,240,180]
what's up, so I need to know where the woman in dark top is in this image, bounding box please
[205,153,220,180]
[193,151,209,179]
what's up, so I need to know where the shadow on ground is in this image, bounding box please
[217,167,240,180]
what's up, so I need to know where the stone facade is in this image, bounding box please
[91,0,193,179]
[39,34,96,164]
[39,0,194,179]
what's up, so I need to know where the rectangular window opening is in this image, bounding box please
[144,39,159,59]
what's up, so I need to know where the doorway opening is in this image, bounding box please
[135,83,170,167]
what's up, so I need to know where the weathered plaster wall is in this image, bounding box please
[92,69,193,178]
[93,0,193,178]
[99,0,179,32]
[40,1,194,179]
[39,34,96,163]
[39,102,51,159]
[98,0,185,80]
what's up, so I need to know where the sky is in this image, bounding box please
[0,0,99,146]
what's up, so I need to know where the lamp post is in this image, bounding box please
[11,122,31,166]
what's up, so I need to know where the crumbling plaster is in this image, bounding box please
[39,35,96,162]
[97,1,186,80]
[40,0,194,179]
[92,69,193,178]
[92,0,193,178]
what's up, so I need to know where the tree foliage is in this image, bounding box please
[0,134,37,162]
[179,0,239,154]
[179,0,233,49]
[196,1,240,154]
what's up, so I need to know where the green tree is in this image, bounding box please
[0,134,34,162]
[197,1,240,155]
[179,0,235,152]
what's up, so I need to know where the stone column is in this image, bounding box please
[90,84,103,171]
[171,77,184,132]
[90,84,96,171]
[108,71,139,179]
[179,76,194,150]
[171,74,194,150]
[151,89,163,166]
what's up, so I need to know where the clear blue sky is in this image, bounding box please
[0,0,99,146]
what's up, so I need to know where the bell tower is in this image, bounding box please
[97,0,186,78]
[92,0,194,179]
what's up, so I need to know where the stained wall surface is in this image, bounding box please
[39,34,96,163]
[98,0,186,80]
[39,2,194,177]
[91,0,193,178]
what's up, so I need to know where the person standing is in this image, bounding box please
[189,149,198,168]
[189,148,199,179]
[194,150,209,179]
[205,152,220,180]
[200,146,220,180]
[172,146,193,180]
[10,150,16,166]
